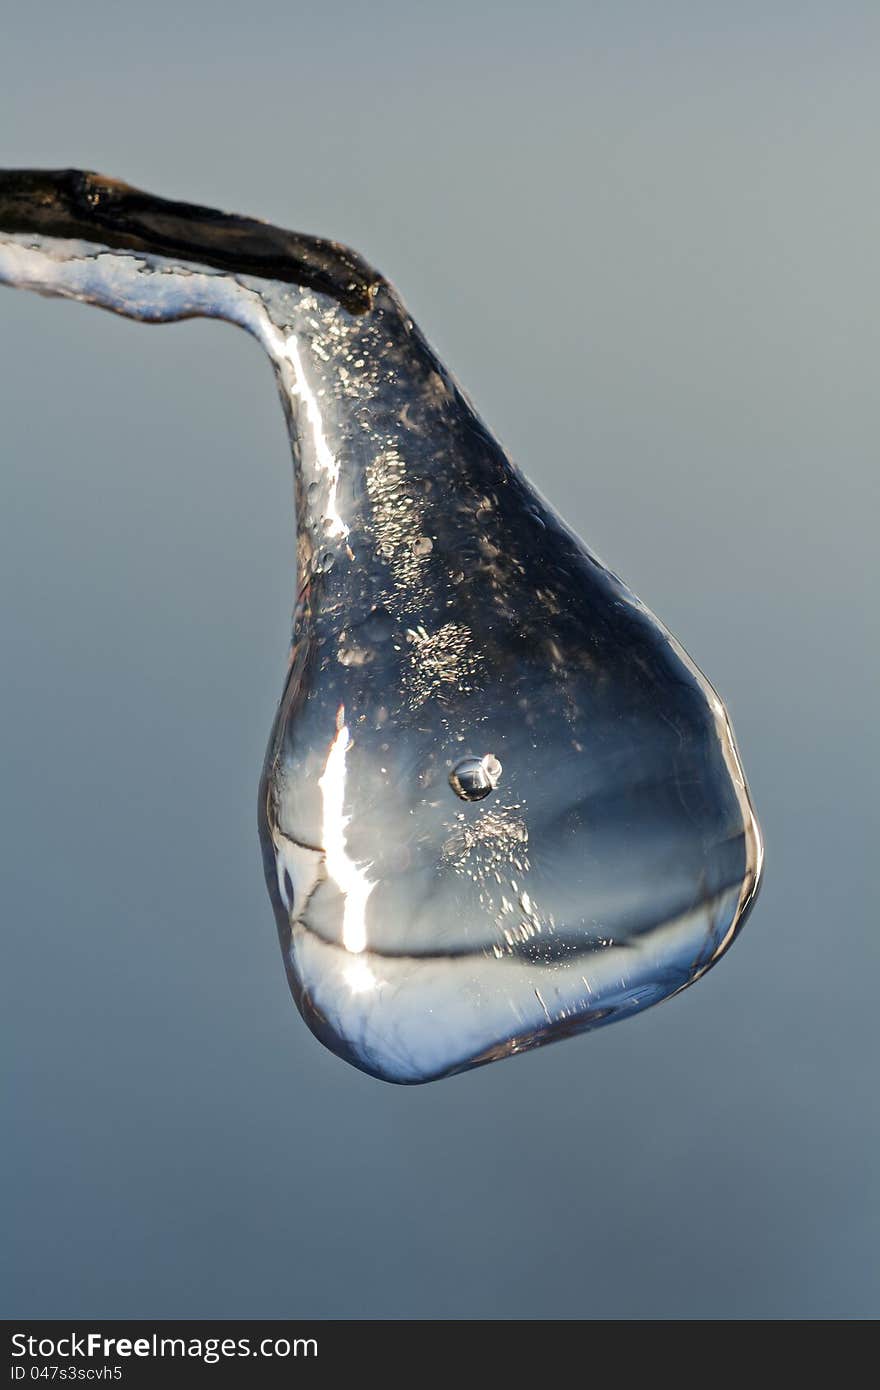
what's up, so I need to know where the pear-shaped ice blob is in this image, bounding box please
[0,170,762,1083]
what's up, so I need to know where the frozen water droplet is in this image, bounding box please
[0,168,762,1087]
[449,753,503,801]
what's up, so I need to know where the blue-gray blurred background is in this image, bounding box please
[1,2,877,1319]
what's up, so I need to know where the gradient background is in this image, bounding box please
[1,3,876,1319]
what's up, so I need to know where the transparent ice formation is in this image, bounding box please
[0,170,763,1083]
